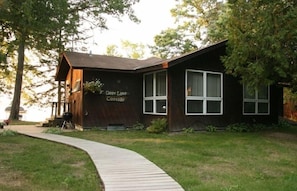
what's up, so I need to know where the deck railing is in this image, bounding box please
[51,102,70,118]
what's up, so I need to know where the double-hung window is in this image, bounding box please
[143,71,167,114]
[243,85,270,115]
[186,70,223,115]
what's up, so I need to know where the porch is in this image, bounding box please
[42,102,71,127]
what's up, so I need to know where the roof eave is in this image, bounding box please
[55,53,71,81]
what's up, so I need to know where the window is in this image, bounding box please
[243,85,270,115]
[186,70,223,115]
[143,71,167,114]
[72,79,81,93]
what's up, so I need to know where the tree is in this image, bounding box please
[0,0,139,120]
[150,28,198,59]
[150,0,227,59]
[105,40,146,59]
[170,0,228,44]
[222,0,297,90]
[106,44,122,57]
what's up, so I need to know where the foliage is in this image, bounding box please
[120,40,146,59]
[276,118,292,129]
[106,40,146,59]
[150,28,198,59]
[0,0,139,119]
[146,118,167,134]
[283,88,297,120]
[226,123,271,132]
[284,88,297,104]
[182,127,194,133]
[206,125,217,132]
[226,123,252,132]
[0,129,18,136]
[43,127,63,134]
[150,0,228,58]
[222,0,297,90]
[132,122,145,130]
[83,79,104,94]
[170,0,229,44]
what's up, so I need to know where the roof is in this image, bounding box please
[55,52,164,80]
[65,52,164,70]
[55,40,227,81]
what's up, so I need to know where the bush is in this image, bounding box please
[226,123,270,132]
[276,118,291,129]
[132,122,145,130]
[206,125,217,132]
[146,118,167,134]
[226,123,251,132]
[182,127,194,134]
[0,130,18,136]
[43,128,63,134]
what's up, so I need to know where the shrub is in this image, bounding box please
[251,123,266,131]
[206,125,217,132]
[182,127,194,134]
[146,118,167,134]
[132,122,145,130]
[226,123,272,132]
[0,130,18,136]
[43,128,63,134]
[226,123,250,132]
[276,118,291,129]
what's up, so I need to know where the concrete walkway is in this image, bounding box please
[3,125,184,191]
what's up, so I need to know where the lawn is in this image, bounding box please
[64,126,297,191]
[0,131,101,191]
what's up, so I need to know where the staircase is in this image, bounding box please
[41,116,64,127]
[41,101,70,127]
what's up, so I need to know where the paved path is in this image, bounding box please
[3,125,184,191]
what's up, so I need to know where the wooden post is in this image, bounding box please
[57,81,62,116]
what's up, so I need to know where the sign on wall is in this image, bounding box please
[105,90,129,102]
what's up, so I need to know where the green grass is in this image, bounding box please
[0,134,101,191]
[63,127,297,191]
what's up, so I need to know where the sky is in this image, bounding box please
[0,0,178,122]
[86,0,177,56]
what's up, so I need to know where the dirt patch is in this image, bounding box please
[264,132,297,142]
[0,168,26,188]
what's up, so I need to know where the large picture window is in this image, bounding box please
[243,85,270,115]
[186,70,223,115]
[143,71,167,114]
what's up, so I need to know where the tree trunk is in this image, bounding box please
[9,39,25,120]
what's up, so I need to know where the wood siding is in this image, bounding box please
[165,46,282,131]
[82,70,142,128]
[68,69,83,126]
[60,42,282,131]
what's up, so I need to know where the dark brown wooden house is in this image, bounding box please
[55,40,283,131]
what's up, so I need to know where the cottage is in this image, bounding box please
[55,40,283,131]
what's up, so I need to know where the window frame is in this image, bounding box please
[243,85,270,115]
[143,70,167,115]
[185,69,223,115]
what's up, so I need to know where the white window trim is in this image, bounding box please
[185,69,223,115]
[143,70,167,115]
[243,86,270,115]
